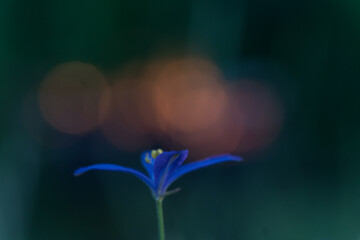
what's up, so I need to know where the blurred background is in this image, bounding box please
[0,0,359,239]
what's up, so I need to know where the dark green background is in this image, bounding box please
[1,0,360,239]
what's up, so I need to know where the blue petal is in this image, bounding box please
[153,150,188,188]
[74,164,155,192]
[153,151,179,185]
[141,151,154,179]
[167,150,189,175]
[164,154,242,189]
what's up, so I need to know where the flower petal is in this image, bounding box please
[74,164,155,192]
[153,151,178,185]
[141,151,154,179]
[167,150,189,175]
[164,154,242,189]
[153,150,188,188]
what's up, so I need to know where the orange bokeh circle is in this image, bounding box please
[38,62,110,135]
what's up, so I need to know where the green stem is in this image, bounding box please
[156,198,165,240]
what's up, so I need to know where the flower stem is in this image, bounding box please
[156,198,165,240]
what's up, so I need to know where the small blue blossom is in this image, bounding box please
[74,149,242,199]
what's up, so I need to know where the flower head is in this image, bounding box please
[74,149,242,199]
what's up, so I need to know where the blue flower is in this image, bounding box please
[74,149,242,199]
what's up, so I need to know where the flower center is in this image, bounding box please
[145,149,163,164]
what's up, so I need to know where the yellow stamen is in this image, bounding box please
[151,150,157,159]
[145,153,152,164]
[151,149,163,159]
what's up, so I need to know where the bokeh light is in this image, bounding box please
[38,62,110,135]
[100,63,158,151]
[228,80,283,152]
[96,58,284,156]
[37,59,283,156]
[148,58,228,133]
[167,80,283,158]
